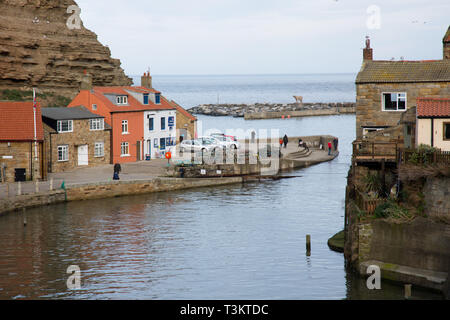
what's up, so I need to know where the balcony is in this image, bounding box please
[352,140,401,163]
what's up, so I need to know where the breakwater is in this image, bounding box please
[188,102,355,118]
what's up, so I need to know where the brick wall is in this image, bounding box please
[45,119,111,173]
[0,141,41,182]
[176,110,196,142]
[356,82,450,139]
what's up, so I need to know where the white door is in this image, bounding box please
[78,145,89,166]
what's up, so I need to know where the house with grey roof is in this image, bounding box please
[42,106,111,173]
[355,26,450,140]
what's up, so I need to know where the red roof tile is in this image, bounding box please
[417,97,450,117]
[166,99,197,121]
[92,86,174,113]
[0,101,44,141]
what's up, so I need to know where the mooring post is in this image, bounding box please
[6,183,10,198]
[404,284,412,299]
[23,208,27,226]
[50,178,53,191]
[17,181,22,196]
[306,234,311,256]
[35,180,39,193]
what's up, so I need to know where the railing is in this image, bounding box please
[398,148,450,165]
[352,140,401,161]
[355,189,385,215]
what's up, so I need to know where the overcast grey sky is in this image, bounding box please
[76,0,449,75]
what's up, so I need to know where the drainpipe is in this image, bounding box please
[431,118,434,147]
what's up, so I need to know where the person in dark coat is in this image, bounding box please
[283,134,288,148]
[113,163,121,180]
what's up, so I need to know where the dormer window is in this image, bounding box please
[155,93,161,104]
[143,94,149,105]
[116,95,128,105]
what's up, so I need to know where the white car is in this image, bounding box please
[179,138,221,155]
[209,133,240,150]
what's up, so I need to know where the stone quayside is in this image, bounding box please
[188,102,356,117]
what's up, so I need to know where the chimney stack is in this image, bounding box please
[363,36,373,61]
[443,26,450,59]
[141,71,152,89]
[80,70,93,91]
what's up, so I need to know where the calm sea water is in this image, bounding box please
[0,75,442,300]
[131,74,356,108]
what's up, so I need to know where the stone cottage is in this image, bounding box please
[355,27,450,140]
[0,101,44,182]
[42,106,111,173]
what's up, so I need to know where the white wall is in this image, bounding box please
[143,110,177,159]
[417,118,450,151]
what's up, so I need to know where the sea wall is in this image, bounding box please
[189,102,355,118]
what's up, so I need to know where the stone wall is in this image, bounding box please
[176,110,196,142]
[356,82,450,139]
[244,106,356,120]
[423,176,450,220]
[0,189,65,215]
[0,141,42,182]
[45,120,111,173]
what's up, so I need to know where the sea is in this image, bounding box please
[131,73,357,108]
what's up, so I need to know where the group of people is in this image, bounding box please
[279,134,338,156]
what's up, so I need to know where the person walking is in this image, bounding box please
[279,138,283,148]
[327,141,332,156]
[113,163,121,180]
[283,134,288,148]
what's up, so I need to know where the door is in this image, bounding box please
[78,145,89,166]
[136,141,141,161]
[147,140,151,160]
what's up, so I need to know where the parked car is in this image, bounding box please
[179,138,221,155]
[209,133,240,149]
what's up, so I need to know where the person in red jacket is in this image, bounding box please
[328,141,332,155]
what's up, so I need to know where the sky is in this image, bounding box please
[75,0,449,76]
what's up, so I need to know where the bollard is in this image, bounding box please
[50,178,53,191]
[23,208,27,226]
[306,234,311,256]
[404,284,412,299]
[17,181,22,196]
[35,180,39,193]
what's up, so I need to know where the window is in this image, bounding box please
[382,92,406,111]
[57,145,69,162]
[121,142,129,156]
[92,104,97,111]
[57,120,73,133]
[160,137,166,150]
[444,123,450,140]
[94,142,104,157]
[90,118,104,131]
[122,120,128,134]
[161,117,166,130]
[116,95,128,105]
[149,117,154,131]
[155,93,161,104]
[143,94,149,105]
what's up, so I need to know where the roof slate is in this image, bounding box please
[42,106,104,120]
[0,101,44,141]
[356,60,450,84]
[417,97,450,118]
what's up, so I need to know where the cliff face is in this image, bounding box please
[0,0,132,98]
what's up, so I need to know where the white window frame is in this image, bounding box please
[90,118,104,131]
[92,104,97,111]
[122,120,129,134]
[121,142,130,157]
[57,120,73,133]
[116,95,128,105]
[94,142,105,157]
[57,145,69,162]
[381,92,407,112]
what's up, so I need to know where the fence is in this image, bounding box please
[352,140,401,161]
[398,149,450,166]
[355,189,385,215]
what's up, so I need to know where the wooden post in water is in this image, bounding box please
[306,234,311,256]
[50,178,53,191]
[404,284,412,299]
[23,208,27,226]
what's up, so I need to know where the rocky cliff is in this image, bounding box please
[0,0,132,99]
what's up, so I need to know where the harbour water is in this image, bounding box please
[0,75,443,299]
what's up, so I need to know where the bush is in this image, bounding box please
[374,202,391,218]
[374,200,412,221]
